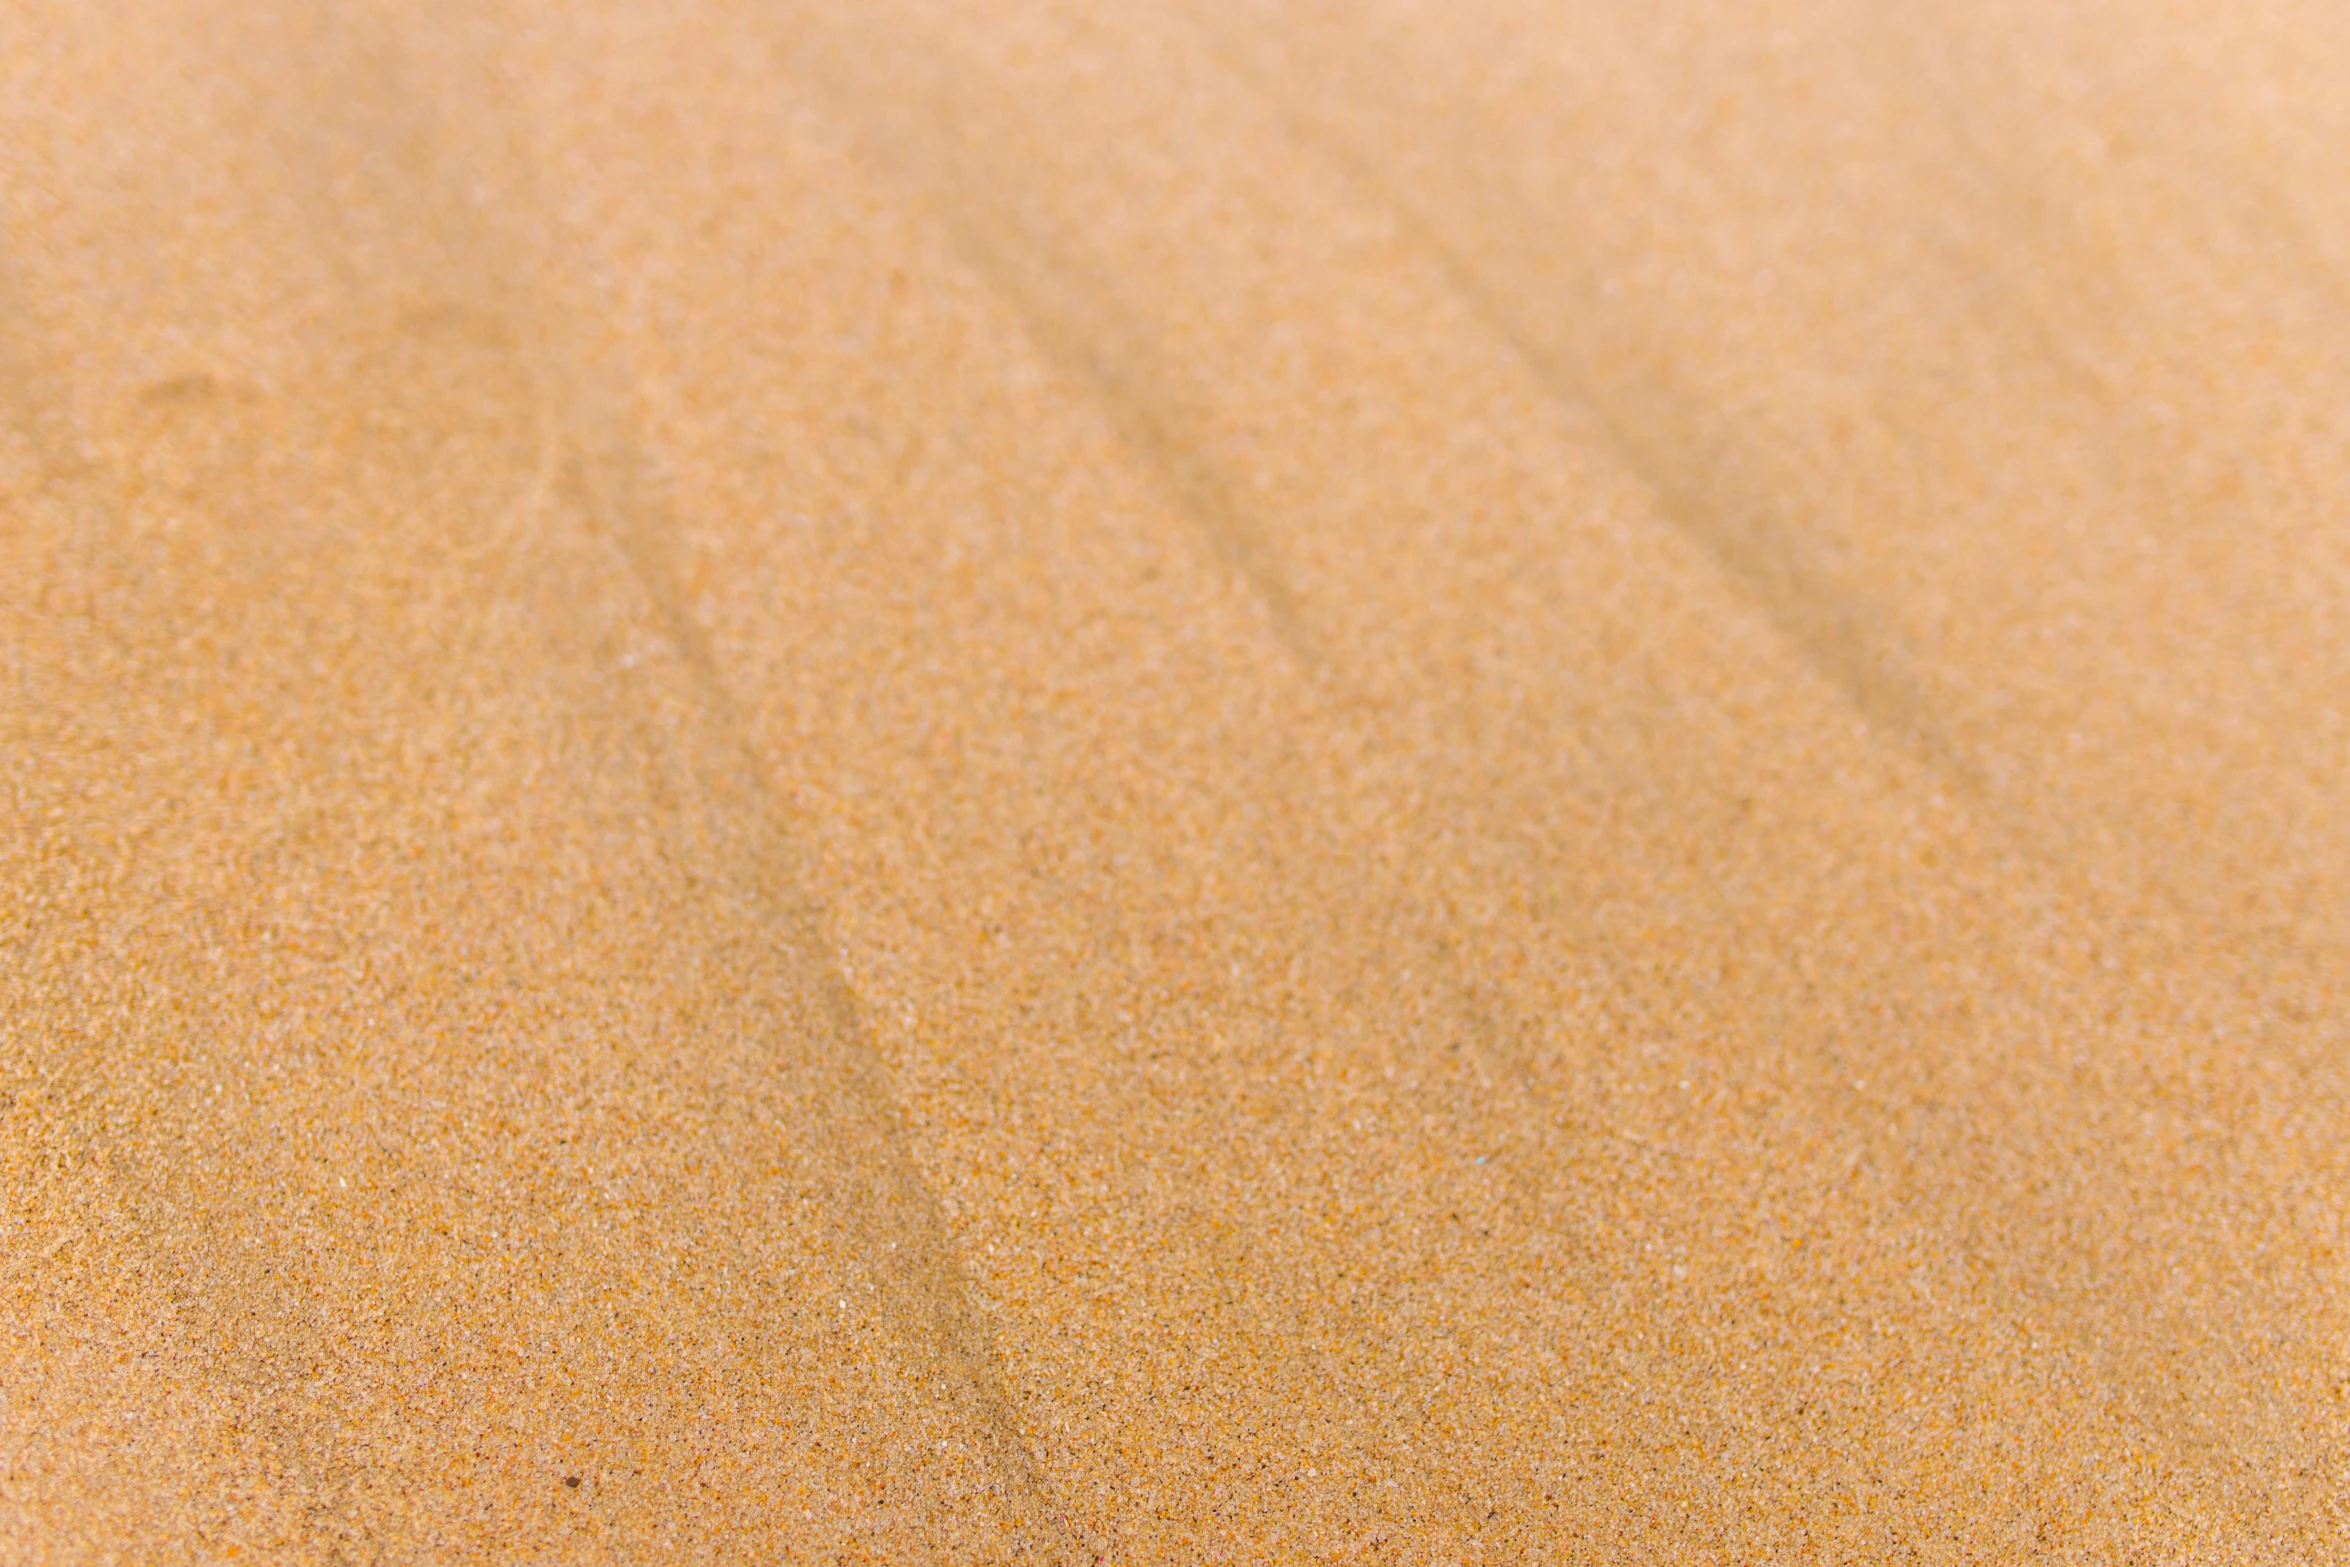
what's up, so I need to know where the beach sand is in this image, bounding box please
[5,0,2347,1559]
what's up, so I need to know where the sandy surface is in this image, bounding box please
[5,0,2348,1560]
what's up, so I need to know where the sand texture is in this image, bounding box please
[5,0,2349,1560]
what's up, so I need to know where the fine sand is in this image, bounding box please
[5,1,2348,1560]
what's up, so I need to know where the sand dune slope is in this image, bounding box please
[5,1,2347,1561]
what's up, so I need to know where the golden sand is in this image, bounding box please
[5,0,2347,1559]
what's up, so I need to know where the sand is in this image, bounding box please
[4,0,2347,1559]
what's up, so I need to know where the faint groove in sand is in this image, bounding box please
[411,170,1060,1567]
[545,378,1066,1545]
[773,50,1320,672]
[923,218,1319,667]
[1172,3,1988,802]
